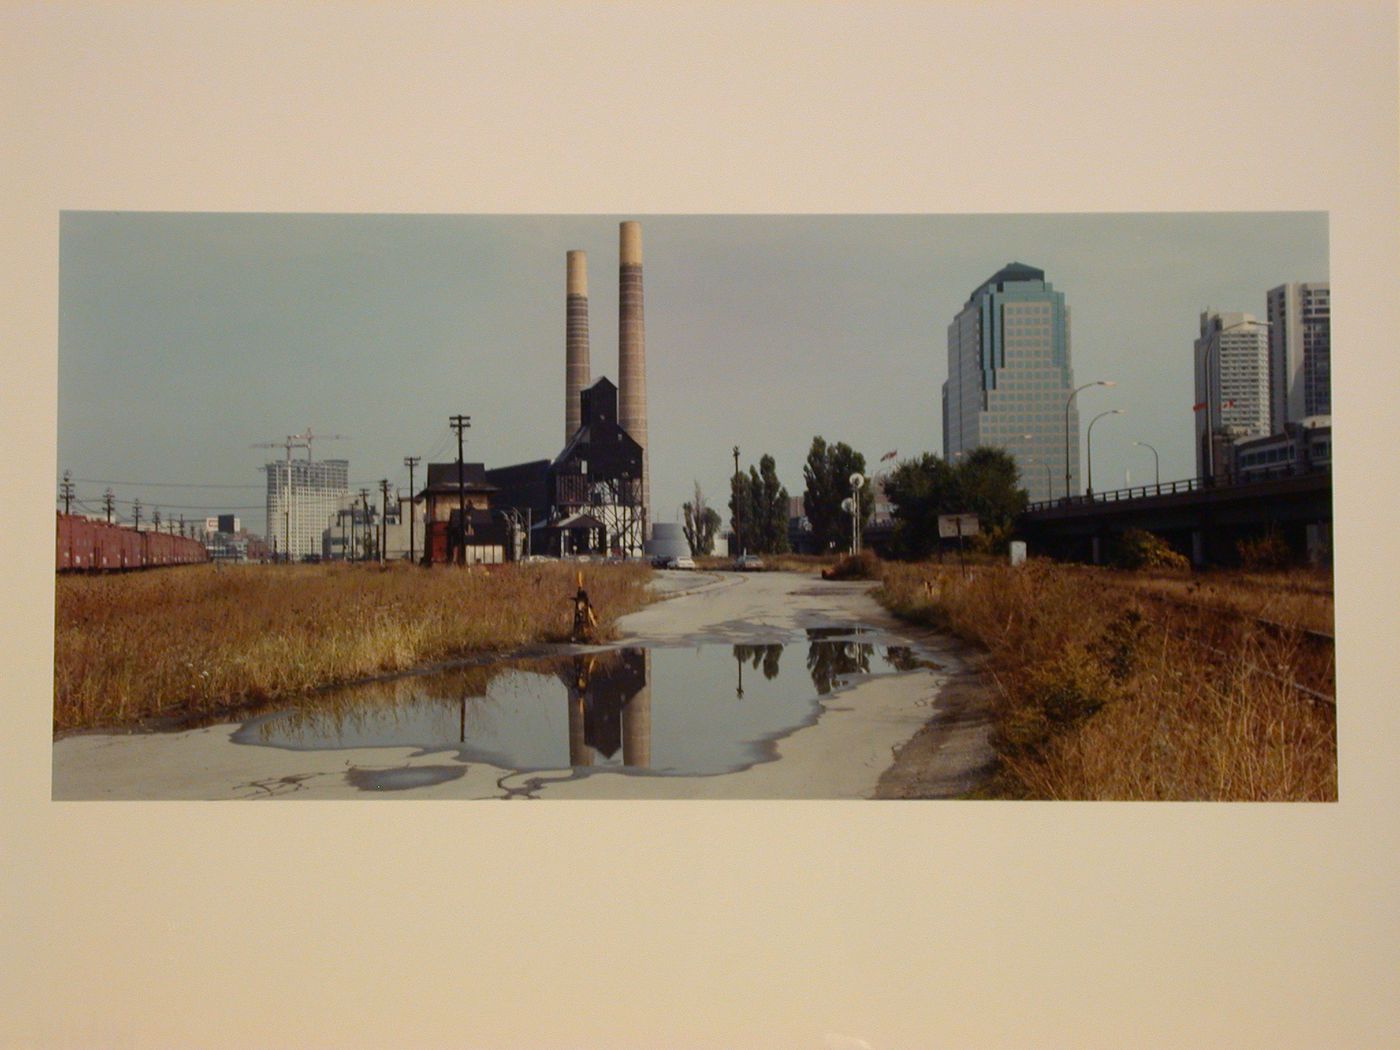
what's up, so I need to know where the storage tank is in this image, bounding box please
[644,522,688,560]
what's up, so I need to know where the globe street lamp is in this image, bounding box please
[1065,380,1115,499]
[1133,440,1160,488]
[1086,409,1125,498]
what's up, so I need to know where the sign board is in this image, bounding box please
[938,513,980,539]
[1009,540,1027,566]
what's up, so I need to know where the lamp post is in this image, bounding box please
[1133,441,1160,489]
[732,445,742,558]
[1086,409,1124,498]
[1065,380,1115,499]
[849,473,865,555]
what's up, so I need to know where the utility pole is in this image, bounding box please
[379,478,390,566]
[59,470,74,515]
[404,455,420,565]
[102,488,114,524]
[732,445,742,558]
[179,514,186,538]
[359,487,372,562]
[152,508,162,532]
[450,414,471,566]
[132,498,142,532]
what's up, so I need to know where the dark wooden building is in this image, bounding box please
[546,377,646,557]
[418,462,510,565]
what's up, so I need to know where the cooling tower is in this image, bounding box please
[565,250,590,444]
[618,221,650,537]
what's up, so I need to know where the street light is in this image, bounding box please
[1086,409,1124,498]
[849,472,865,555]
[1133,440,1160,488]
[732,445,742,558]
[1065,380,1115,499]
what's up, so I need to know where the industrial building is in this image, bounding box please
[943,263,1077,503]
[481,222,653,560]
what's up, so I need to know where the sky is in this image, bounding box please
[57,211,1328,534]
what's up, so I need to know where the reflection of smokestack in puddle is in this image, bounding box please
[622,650,651,768]
[565,250,590,444]
[618,221,649,538]
[568,692,592,767]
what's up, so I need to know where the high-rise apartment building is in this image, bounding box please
[1266,282,1330,432]
[1194,311,1270,479]
[943,263,1076,503]
[265,457,349,560]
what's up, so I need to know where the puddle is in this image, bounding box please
[233,630,939,779]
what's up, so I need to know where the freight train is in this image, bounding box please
[56,512,210,571]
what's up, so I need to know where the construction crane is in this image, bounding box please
[288,427,347,461]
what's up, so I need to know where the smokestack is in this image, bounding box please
[618,221,649,538]
[565,250,590,444]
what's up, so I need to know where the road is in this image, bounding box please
[52,570,993,800]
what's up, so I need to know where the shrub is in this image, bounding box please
[1114,529,1189,570]
[1237,529,1292,570]
[821,550,882,580]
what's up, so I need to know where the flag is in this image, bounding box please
[880,450,897,462]
[1192,402,1207,411]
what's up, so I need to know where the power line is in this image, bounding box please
[67,477,264,489]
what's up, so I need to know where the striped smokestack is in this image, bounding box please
[565,250,590,444]
[618,221,649,537]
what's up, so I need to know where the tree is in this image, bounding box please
[802,436,869,552]
[752,454,791,554]
[682,481,722,555]
[883,452,959,559]
[729,455,792,555]
[883,447,1028,558]
[956,446,1027,528]
[729,467,755,555]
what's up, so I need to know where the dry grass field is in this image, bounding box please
[54,561,653,732]
[877,559,1336,801]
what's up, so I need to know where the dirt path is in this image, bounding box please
[52,571,994,799]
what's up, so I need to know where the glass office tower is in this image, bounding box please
[943,262,1077,502]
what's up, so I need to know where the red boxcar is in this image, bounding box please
[56,513,209,572]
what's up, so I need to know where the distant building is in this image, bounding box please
[265,458,349,561]
[1266,282,1331,432]
[943,262,1075,503]
[1230,415,1331,480]
[417,462,508,565]
[1194,311,1270,480]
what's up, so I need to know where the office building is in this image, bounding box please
[1194,311,1270,480]
[264,457,349,561]
[1266,282,1331,432]
[943,262,1076,502]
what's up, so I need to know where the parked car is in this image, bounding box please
[666,555,696,570]
[735,554,765,571]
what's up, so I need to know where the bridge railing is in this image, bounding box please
[1025,465,1327,514]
